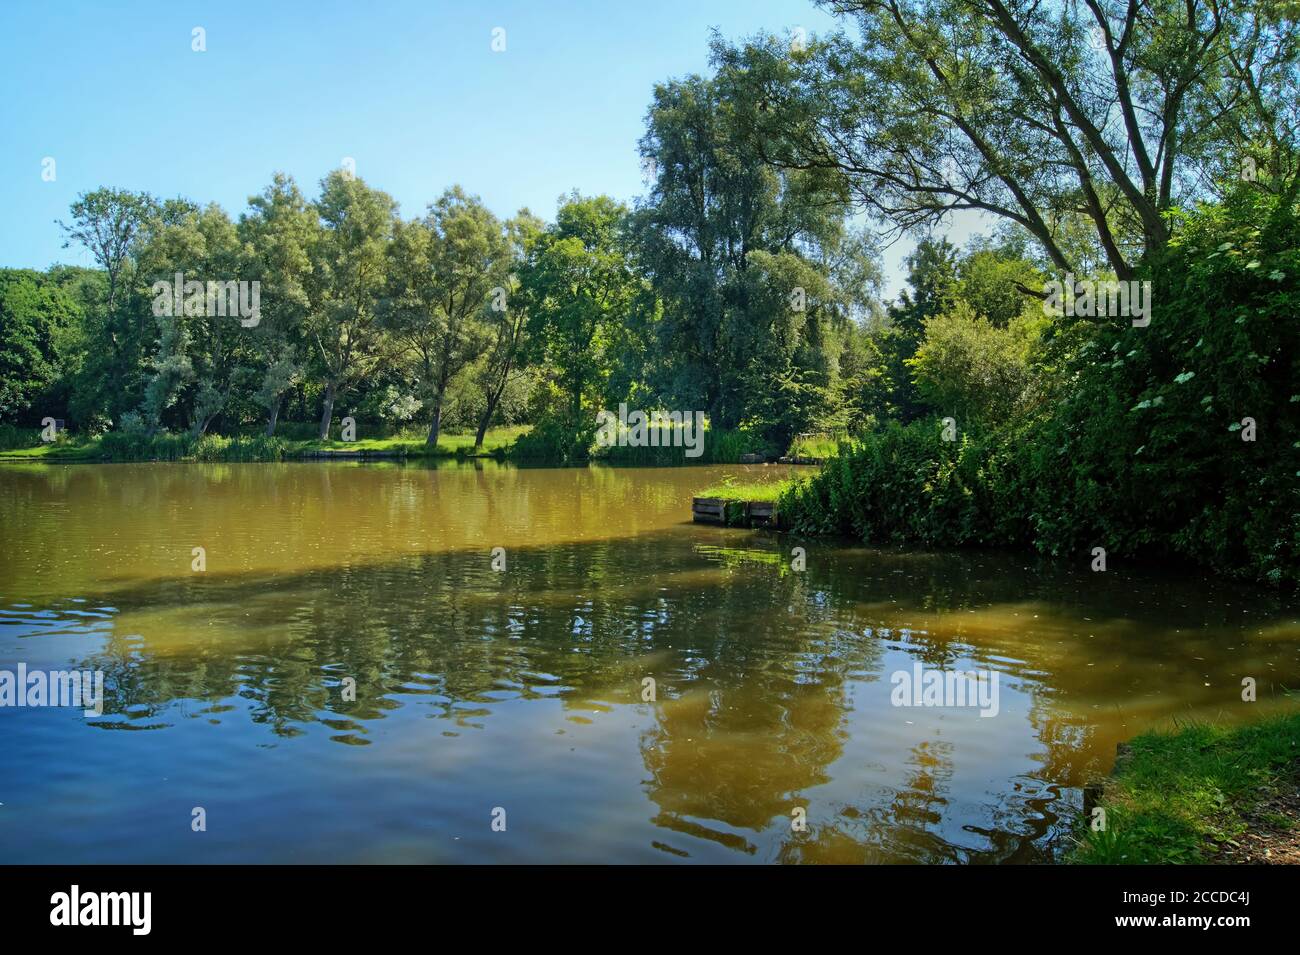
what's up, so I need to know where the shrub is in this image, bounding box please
[780,419,1018,546]
[783,185,1300,587]
[99,430,193,461]
[597,425,761,465]
[1025,185,1300,584]
[906,301,1041,427]
[192,434,287,462]
[0,423,39,450]
[509,415,595,465]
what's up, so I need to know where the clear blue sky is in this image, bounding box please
[0,0,977,296]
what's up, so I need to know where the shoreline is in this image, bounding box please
[1069,710,1300,864]
[0,427,821,468]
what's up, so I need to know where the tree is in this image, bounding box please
[304,171,396,440]
[474,210,544,448]
[523,195,642,430]
[136,201,250,435]
[956,233,1045,326]
[58,188,160,423]
[58,188,157,318]
[240,173,317,436]
[906,299,1040,425]
[733,249,850,446]
[715,1,1300,278]
[0,270,79,422]
[874,237,961,421]
[890,237,960,340]
[384,187,510,446]
[634,71,880,430]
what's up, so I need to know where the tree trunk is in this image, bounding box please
[265,395,282,437]
[193,410,218,438]
[570,371,582,422]
[318,380,336,440]
[426,394,444,447]
[475,386,504,449]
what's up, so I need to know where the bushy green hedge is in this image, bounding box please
[0,423,41,450]
[783,187,1300,586]
[96,431,289,462]
[509,416,596,465]
[779,420,1026,548]
[510,413,763,466]
[597,426,761,465]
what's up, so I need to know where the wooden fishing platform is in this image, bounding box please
[295,449,406,460]
[692,497,784,529]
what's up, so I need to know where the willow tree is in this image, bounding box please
[135,200,248,435]
[240,173,316,436]
[715,0,1299,279]
[304,171,396,440]
[473,209,544,448]
[57,188,160,422]
[633,72,880,430]
[384,187,511,446]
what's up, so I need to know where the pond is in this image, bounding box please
[1,460,1297,863]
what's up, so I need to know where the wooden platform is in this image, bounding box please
[295,449,406,460]
[747,501,778,527]
[692,497,726,523]
[692,497,783,529]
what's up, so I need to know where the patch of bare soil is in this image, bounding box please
[1213,767,1300,865]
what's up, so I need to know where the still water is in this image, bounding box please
[1,461,1297,863]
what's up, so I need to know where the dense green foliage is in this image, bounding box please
[0,269,82,420]
[783,187,1300,586]
[10,155,882,465]
[1025,187,1300,584]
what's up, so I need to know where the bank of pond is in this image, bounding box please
[0,426,526,463]
[1070,711,1300,865]
[0,423,834,467]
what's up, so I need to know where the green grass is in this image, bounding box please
[786,432,847,460]
[695,477,793,502]
[0,425,529,463]
[0,438,102,461]
[298,425,527,457]
[1069,709,1300,864]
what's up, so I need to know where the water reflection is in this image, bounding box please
[1,462,1297,863]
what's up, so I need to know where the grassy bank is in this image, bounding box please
[2,423,840,468]
[695,477,792,502]
[1070,710,1300,864]
[786,432,847,461]
[0,426,527,463]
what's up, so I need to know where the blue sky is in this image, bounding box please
[0,0,979,296]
